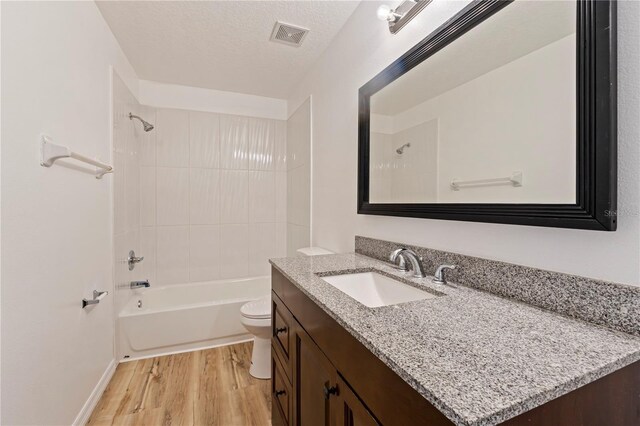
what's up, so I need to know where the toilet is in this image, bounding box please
[240,247,334,379]
[240,297,272,379]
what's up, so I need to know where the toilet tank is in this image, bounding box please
[295,247,334,257]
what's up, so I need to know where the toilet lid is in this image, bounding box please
[241,297,271,319]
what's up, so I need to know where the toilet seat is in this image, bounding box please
[241,297,271,319]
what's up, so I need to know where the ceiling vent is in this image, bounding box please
[270,22,309,47]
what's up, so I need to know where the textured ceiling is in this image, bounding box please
[371,0,576,116]
[97,1,361,99]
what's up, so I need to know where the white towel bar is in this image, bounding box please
[40,134,113,179]
[451,171,522,191]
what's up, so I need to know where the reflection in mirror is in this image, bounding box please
[369,1,576,204]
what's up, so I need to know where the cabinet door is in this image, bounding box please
[335,376,380,426]
[295,327,338,426]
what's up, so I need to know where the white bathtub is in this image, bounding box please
[117,276,270,360]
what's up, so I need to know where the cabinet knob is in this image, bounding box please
[275,327,287,335]
[323,384,339,399]
[275,389,286,397]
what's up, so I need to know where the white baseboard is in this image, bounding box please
[72,359,117,426]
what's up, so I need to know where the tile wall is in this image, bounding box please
[136,108,288,286]
[112,75,151,309]
[286,98,312,255]
[369,119,439,203]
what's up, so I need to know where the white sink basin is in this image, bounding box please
[321,272,436,308]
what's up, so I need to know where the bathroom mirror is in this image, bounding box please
[358,0,617,230]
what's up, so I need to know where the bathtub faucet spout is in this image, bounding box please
[130,280,150,289]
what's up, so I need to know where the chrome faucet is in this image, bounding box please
[389,248,427,278]
[127,250,144,271]
[433,264,457,285]
[130,280,150,289]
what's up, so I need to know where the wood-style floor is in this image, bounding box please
[88,342,271,426]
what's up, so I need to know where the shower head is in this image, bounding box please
[129,113,154,132]
[396,142,411,155]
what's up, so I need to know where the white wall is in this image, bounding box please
[1,2,138,424]
[288,1,640,285]
[139,79,287,121]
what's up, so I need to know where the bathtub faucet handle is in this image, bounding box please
[128,250,144,271]
[130,280,150,289]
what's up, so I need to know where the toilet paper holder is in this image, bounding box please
[82,290,108,308]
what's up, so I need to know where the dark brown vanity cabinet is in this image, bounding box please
[272,294,379,426]
[271,268,441,426]
[271,268,640,426]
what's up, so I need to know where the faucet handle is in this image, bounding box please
[433,264,457,285]
[389,248,408,271]
[395,256,408,271]
[128,250,144,271]
[389,248,404,261]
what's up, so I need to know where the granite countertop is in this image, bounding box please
[269,253,640,426]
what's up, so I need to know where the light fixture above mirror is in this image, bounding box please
[377,0,433,34]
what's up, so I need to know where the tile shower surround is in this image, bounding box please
[135,108,289,286]
[355,236,640,336]
[113,76,147,311]
[286,99,312,256]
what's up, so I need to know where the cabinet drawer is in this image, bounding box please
[275,305,290,355]
[272,291,294,380]
[272,348,293,425]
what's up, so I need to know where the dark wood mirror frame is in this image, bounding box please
[358,0,617,231]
